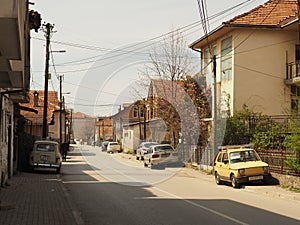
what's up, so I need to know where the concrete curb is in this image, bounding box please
[59,172,85,225]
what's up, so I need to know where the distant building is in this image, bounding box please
[72,112,95,145]
[95,116,113,143]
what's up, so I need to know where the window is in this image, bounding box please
[217,153,222,162]
[133,107,144,118]
[203,46,216,76]
[133,108,138,118]
[37,144,55,152]
[140,108,145,118]
[221,36,232,82]
[291,85,300,113]
[222,152,228,163]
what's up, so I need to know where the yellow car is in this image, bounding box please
[213,146,270,188]
[29,140,62,174]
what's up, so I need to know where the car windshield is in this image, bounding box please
[36,144,55,152]
[230,150,259,163]
[155,145,173,151]
[109,142,118,145]
[144,143,157,148]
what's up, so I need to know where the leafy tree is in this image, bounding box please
[221,105,286,150]
[251,123,285,150]
[283,118,300,173]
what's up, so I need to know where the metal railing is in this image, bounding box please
[286,61,300,80]
[256,149,299,176]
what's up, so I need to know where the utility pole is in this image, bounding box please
[212,55,217,157]
[298,0,300,44]
[42,23,54,138]
[59,75,63,149]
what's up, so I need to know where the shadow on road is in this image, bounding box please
[60,146,299,225]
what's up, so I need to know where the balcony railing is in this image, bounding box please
[286,62,300,83]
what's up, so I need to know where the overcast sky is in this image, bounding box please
[29,0,266,116]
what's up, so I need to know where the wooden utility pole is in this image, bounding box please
[42,23,54,138]
[212,55,217,156]
[59,75,63,148]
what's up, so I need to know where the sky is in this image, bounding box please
[29,0,267,117]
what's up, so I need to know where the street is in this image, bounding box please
[62,145,300,225]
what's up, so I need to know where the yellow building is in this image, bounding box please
[190,0,299,116]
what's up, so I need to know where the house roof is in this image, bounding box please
[148,79,184,100]
[20,90,59,124]
[225,0,297,27]
[72,111,93,119]
[190,0,298,49]
[95,116,112,126]
[111,103,134,120]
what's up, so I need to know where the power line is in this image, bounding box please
[234,64,284,80]
[32,1,253,69]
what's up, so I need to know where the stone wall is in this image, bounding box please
[271,173,300,189]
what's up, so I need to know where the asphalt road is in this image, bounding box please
[61,145,300,225]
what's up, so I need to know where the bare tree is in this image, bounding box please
[137,30,209,151]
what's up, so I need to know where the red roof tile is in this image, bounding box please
[20,90,59,124]
[225,0,297,26]
[72,112,93,119]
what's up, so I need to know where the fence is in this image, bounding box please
[179,143,299,177]
[178,144,214,168]
[256,149,299,176]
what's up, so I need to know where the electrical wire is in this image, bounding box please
[31,0,253,69]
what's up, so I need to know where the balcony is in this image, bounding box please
[0,0,29,101]
[285,61,300,85]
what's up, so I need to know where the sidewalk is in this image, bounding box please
[113,151,300,202]
[0,171,79,225]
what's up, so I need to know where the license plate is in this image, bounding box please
[40,155,48,161]
[249,175,263,181]
[161,153,170,157]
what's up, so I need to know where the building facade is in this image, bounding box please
[0,0,38,186]
[190,0,298,117]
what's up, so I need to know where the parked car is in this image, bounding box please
[143,144,178,168]
[102,141,109,151]
[107,142,121,153]
[29,139,62,174]
[213,146,270,188]
[136,142,158,160]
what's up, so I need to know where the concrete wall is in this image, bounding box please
[233,28,295,115]
[0,96,14,186]
[271,172,300,189]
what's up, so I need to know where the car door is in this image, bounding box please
[216,151,229,180]
[219,152,230,180]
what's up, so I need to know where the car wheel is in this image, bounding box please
[215,172,223,185]
[144,161,148,167]
[56,165,61,174]
[136,155,139,160]
[231,174,240,188]
[149,160,154,169]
